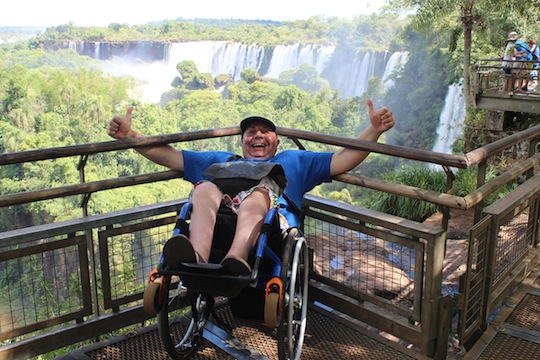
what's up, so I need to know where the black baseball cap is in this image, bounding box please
[240,116,276,134]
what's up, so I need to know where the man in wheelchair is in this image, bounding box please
[108,100,395,359]
[107,99,395,274]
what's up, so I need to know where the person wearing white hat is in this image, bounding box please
[502,32,518,92]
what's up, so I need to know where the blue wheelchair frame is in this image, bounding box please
[148,200,308,360]
[159,202,284,299]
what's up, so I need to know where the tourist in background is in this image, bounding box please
[527,38,539,91]
[502,32,517,92]
[513,34,533,92]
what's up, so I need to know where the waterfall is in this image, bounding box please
[383,52,409,87]
[76,40,406,103]
[431,82,466,155]
[264,44,335,78]
[210,42,266,80]
[94,42,100,60]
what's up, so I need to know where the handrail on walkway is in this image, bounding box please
[1,124,540,212]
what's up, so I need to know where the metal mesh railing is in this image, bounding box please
[494,209,531,283]
[460,219,489,340]
[303,203,426,324]
[0,235,91,342]
[307,220,416,304]
[99,216,176,309]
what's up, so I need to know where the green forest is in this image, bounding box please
[1,1,540,232]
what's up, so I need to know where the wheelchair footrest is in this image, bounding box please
[162,262,255,299]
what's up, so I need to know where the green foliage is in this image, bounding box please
[29,15,407,49]
[451,166,516,206]
[240,68,258,84]
[277,64,331,93]
[176,60,199,83]
[365,164,447,221]
[364,164,518,222]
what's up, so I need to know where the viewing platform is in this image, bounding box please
[1,126,540,359]
[474,58,540,113]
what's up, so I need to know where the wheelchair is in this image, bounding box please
[143,201,309,360]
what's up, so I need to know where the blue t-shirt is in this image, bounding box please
[515,40,533,61]
[532,45,540,67]
[182,149,333,227]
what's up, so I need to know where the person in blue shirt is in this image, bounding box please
[514,36,533,91]
[107,101,395,274]
[527,38,539,91]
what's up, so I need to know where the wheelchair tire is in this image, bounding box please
[277,229,309,360]
[142,277,162,316]
[264,292,280,328]
[157,277,212,359]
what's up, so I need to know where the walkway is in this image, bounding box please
[55,303,429,360]
[54,264,540,360]
[464,263,540,360]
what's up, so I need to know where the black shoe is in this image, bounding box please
[162,234,197,269]
[221,256,252,275]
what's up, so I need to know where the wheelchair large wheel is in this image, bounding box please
[157,276,212,359]
[277,229,309,360]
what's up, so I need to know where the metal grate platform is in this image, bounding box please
[58,304,422,360]
[476,332,540,360]
[464,267,540,360]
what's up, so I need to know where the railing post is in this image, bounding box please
[474,159,488,224]
[77,155,100,318]
[421,232,446,357]
[442,166,456,230]
[527,136,540,180]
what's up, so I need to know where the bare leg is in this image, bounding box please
[226,188,271,261]
[189,182,222,262]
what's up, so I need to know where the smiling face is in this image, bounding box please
[241,121,280,159]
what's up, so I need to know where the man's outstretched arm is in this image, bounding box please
[330,99,395,176]
[107,107,185,172]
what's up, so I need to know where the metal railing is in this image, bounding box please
[1,125,540,359]
[459,175,540,348]
[473,58,540,113]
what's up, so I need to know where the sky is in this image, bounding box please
[2,0,389,27]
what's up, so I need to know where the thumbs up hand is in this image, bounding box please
[366,99,395,134]
[107,106,134,139]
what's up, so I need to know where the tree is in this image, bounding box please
[176,60,199,84]
[240,68,258,84]
[389,0,538,114]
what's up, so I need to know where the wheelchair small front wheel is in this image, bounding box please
[157,278,212,359]
[278,229,309,360]
[143,277,162,316]
[264,291,280,328]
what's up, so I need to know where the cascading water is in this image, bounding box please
[383,52,409,88]
[70,39,461,157]
[74,40,407,103]
[264,44,335,78]
[431,82,466,155]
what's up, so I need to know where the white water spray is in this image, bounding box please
[431,82,466,155]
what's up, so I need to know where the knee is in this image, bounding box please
[243,187,271,208]
[191,181,222,200]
